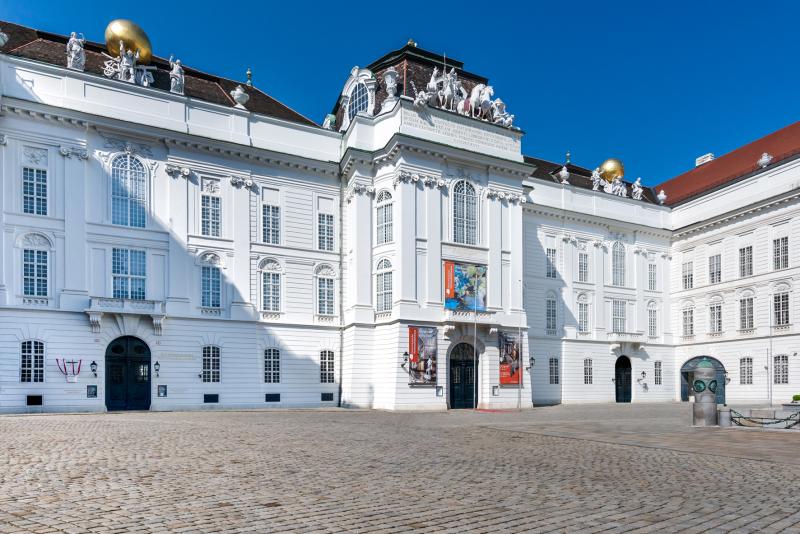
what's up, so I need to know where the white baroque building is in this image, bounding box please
[0,21,796,412]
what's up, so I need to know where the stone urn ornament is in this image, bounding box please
[230,85,250,109]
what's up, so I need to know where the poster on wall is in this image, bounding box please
[444,262,487,311]
[407,326,438,385]
[498,332,522,386]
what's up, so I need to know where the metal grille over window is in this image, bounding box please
[202,346,220,383]
[22,167,47,216]
[20,340,44,383]
[262,204,280,244]
[112,248,146,300]
[111,154,146,228]
[376,259,392,313]
[201,266,221,308]
[453,181,477,245]
[347,83,369,120]
[264,348,280,384]
[320,350,335,383]
[23,249,48,297]
[376,190,393,245]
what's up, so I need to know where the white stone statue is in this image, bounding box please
[631,177,643,200]
[611,177,628,197]
[557,165,570,184]
[381,67,398,112]
[230,85,250,108]
[491,98,514,128]
[169,55,184,94]
[118,40,138,83]
[591,168,603,191]
[657,189,667,204]
[66,32,86,71]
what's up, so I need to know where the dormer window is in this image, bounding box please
[348,83,369,121]
[338,67,377,131]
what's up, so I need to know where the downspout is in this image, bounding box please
[337,164,345,407]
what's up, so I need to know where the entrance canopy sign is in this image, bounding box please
[407,326,437,385]
[444,262,487,312]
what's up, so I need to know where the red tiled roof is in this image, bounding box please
[656,121,800,206]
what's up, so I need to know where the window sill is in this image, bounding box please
[199,307,222,317]
[737,328,755,335]
[707,331,723,338]
[681,335,695,341]
[20,296,50,306]
[774,324,792,332]
[316,314,337,323]
[261,311,283,320]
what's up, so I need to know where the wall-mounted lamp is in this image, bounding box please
[641,370,647,379]
[637,370,647,384]
[90,360,98,378]
[154,361,161,378]
[525,356,536,370]
[492,385,500,396]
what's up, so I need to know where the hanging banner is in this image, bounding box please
[498,332,522,386]
[407,326,437,385]
[444,262,487,312]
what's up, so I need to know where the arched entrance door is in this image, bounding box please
[681,356,726,404]
[615,356,632,403]
[105,336,151,411]
[449,343,477,409]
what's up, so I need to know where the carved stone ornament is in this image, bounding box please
[59,146,89,160]
[557,166,570,184]
[0,134,7,146]
[102,40,155,87]
[259,258,282,272]
[66,32,86,71]
[631,177,644,200]
[657,190,667,205]
[315,264,335,277]
[165,164,191,179]
[394,170,444,189]
[485,188,526,204]
[230,85,250,109]
[202,178,220,194]
[102,136,153,158]
[168,55,185,95]
[758,152,774,168]
[230,175,254,189]
[345,182,375,203]
[21,233,51,248]
[23,147,48,166]
[381,67,399,112]
[199,252,221,266]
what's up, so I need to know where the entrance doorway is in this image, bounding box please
[615,355,632,403]
[105,336,151,411]
[681,356,726,404]
[449,343,477,409]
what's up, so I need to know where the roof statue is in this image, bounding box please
[169,55,184,95]
[631,178,643,200]
[66,32,85,71]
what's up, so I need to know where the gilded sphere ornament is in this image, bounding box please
[599,158,625,182]
[104,19,152,64]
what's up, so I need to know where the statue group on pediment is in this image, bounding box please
[102,40,155,87]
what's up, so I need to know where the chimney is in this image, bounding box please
[695,153,715,167]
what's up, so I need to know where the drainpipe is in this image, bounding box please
[337,166,344,407]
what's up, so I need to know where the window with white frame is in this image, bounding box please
[111,154,147,228]
[348,83,369,120]
[549,357,559,385]
[23,249,48,297]
[201,186,221,237]
[739,246,753,277]
[648,263,657,291]
[112,248,146,300]
[612,299,626,333]
[709,254,721,284]
[740,296,754,330]
[583,358,593,385]
[740,357,753,385]
[201,265,221,308]
[774,292,790,326]
[20,340,44,383]
[648,306,658,337]
[376,190,393,244]
[317,268,335,316]
[262,204,280,244]
[611,242,625,287]
[682,261,693,290]
[264,348,280,384]
[682,307,694,336]
[774,237,789,270]
[709,303,722,334]
[578,300,589,333]
[375,259,392,313]
[453,181,477,245]
[261,261,281,313]
[545,297,557,334]
[202,346,220,383]
[578,251,589,282]
[320,350,335,383]
[22,167,47,216]
[774,354,789,385]
[318,213,335,251]
[545,248,557,278]
[654,361,662,385]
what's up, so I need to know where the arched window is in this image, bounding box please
[611,242,625,286]
[260,259,282,313]
[376,258,393,312]
[348,83,369,120]
[20,340,44,383]
[202,346,220,383]
[264,348,280,384]
[376,190,393,244]
[111,154,147,228]
[453,181,477,245]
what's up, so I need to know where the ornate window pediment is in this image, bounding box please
[338,67,377,132]
[16,232,53,249]
[259,257,283,273]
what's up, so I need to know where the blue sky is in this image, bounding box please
[2,0,797,184]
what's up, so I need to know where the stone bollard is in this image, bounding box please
[692,358,719,426]
[718,406,731,427]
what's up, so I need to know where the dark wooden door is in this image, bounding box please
[615,356,632,403]
[106,337,151,411]
[450,343,476,409]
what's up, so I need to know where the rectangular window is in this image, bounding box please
[774,292,790,326]
[22,167,47,216]
[264,348,280,384]
[318,277,335,315]
[545,298,557,334]
[683,308,694,336]
[578,302,589,332]
[740,357,753,385]
[709,304,722,333]
[708,254,721,284]
[262,272,280,312]
[739,246,753,277]
[648,263,657,291]
[201,194,221,237]
[578,252,589,282]
[774,354,789,385]
[376,202,393,244]
[201,266,221,308]
[320,350,335,383]
[583,358,593,385]
[112,248,146,300]
[774,237,789,270]
[318,213,334,251]
[682,261,693,290]
[376,271,392,312]
[22,249,48,297]
[545,248,557,278]
[202,346,220,383]
[654,361,662,385]
[648,308,658,337]
[20,340,44,383]
[740,298,754,330]
[549,357,559,385]
[612,300,626,333]
[262,204,280,244]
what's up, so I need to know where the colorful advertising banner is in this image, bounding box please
[444,262,487,312]
[407,326,437,385]
[498,332,522,386]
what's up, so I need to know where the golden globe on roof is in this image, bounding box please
[599,158,625,182]
[104,19,152,64]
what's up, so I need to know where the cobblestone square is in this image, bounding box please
[0,404,798,533]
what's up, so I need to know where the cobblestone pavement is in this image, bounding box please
[1,404,798,533]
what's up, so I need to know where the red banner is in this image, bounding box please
[408,327,419,364]
[444,261,455,299]
[498,332,521,385]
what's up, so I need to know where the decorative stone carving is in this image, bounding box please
[168,55,184,95]
[322,114,336,130]
[631,177,643,200]
[21,233,51,248]
[0,30,8,48]
[0,134,6,146]
[657,190,667,205]
[199,252,221,266]
[230,85,250,109]
[758,152,773,168]
[381,67,399,112]
[151,314,165,336]
[557,165,570,184]
[59,146,88,160]
[101,136,153,158]
[259,258,282,272]
[103,40,155,86]
[165,163,191,179]
[87,311,103,333]
[611,177,628,197]
[315,264,335,277]
[345,183,375,202]
[591,168,602,191]
[230,175,254,189]
[561,234,577,245]
[66,32,86,71]
[202,178,220,194]
[23,147,47,166]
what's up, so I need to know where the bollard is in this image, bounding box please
[692,357,718,426]
[718,406,731,427]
